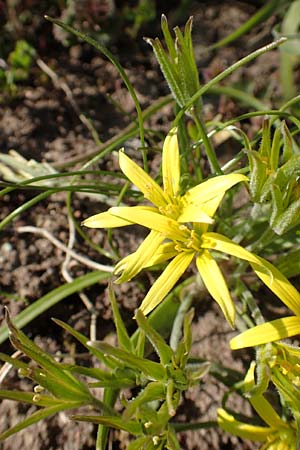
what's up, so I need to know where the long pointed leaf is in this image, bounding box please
[0,403,79,441]
[0,270,110,344]
[135,310,173,366]
[71,414,142,435]
[108,283,133,353]
[53,318,117,370]
[89,341,166,381]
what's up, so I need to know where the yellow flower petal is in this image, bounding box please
[196,250,235,327]
[177,204,214,224]
[184,173,248,205]
[119,150,168,207]
[230,316,300,350]
[145,242,178,267]
[217,408,270,442]
[109,206,190,241]
[202,232,300,316]
[162,127,180,198]
[82,211,132,228]
[250,257,300,317]
[200,193,225,217]
[114,230,164,283]
[139,251,194,315]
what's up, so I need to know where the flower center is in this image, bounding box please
[159,199,182,220]
[175,229,202,252]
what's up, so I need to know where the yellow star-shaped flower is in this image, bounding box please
[84,128,300,326]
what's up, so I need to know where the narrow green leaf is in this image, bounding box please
[145,38,185,107]
[53,318,117,370]
[180,308,194,366]
[5,311,92,402]
[0,352,28,370]
[0,190,55,231]
[0,271,110,344]
[57,364,134,388]
[135,310,173,366]
[89,341,166,381]
[0,390,62,407]
[259,116,271,159]
[160,15,177,61]
[281,121,295,163]
[45,16,145,155]
[127,436,149,450]
[108,283,133,353]
[123,381,165,421]
[71,415,142,435]
[0,403,79,441]
[270,126,281,172]
[96,389,119,450]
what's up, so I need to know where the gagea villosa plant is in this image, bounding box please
[2,8,300,450]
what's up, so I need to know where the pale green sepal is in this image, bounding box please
[83,211,132,228]
[196,250,235,327]
[119,150,168,207]
[115,230,164,283]
[177,205,214,224]
[184,174,248,205]
[202,232,300,316]
[109,206,189,241]
[217,408,270,442]
[162,127,180,198]
[139,251,194,316]
[230,316,300,349]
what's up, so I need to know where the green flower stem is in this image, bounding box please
[172,420,218,431]
[280,93,300,112]
[0,190,55,231]
[192,110,222,175]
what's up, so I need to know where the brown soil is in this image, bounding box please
[0,1,282,449]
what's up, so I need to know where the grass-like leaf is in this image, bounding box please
[0,270,111,344]
[71,414,143,435]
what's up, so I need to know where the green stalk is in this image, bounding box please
[0,190,55,231]
[192,111,222,175]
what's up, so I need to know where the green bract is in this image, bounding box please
[145,15,202,115]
